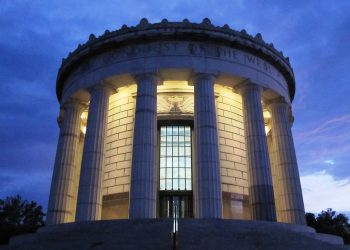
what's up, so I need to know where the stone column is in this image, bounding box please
[268,98,306,224]
[237,83,276,221]
[194,73,222,218]
[267,134,281,222]
[47,100,84,225]
[71,132,85,221]
[129,73,159,218]
[75,85,114,221]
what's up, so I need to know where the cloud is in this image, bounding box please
[324,159,335,165]
[296,115,350,140]
[294,114,350,178]
[301,171,350,213]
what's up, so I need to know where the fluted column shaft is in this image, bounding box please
[267,135,281,221]
[238,83,276,221]
[129,73,159,218]
[194,73,222,218]
[268,100,306,224]
[47,101,84,225]
[75,85,113,221]
[72,133,85,220]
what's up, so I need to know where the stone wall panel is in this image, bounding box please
[215,85,248,204]
[104,85,136,196]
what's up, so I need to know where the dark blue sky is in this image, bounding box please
[1,0,349,214]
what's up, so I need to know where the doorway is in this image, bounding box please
[158,125,193,218]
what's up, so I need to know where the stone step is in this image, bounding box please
[5,219,173,250]
[178,219,349,250]
[1,219,349,250]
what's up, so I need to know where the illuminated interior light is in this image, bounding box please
[81,126,86,134]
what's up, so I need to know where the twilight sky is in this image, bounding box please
[1,0,349,215]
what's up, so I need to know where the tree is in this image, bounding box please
[0,195,45,245]
[306,208,350,244]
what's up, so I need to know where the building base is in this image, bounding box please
[2,219,348,250]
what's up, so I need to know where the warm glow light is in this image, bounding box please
[109,84,137,103]
[158,81,193,93]
[80,111,88,134]
[81,126,86,134]
[80,111,88,120]
[119,84,137,96]
[214,84,242,102]
[263,110,271,135]
[263,110,271,119]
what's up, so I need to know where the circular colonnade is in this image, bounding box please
[47,18,305,226]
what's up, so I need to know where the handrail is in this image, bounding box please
[172,200,178,250]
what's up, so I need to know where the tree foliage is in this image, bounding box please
[0,195,45,245]
[306,208,350,244]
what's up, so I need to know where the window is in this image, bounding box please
[159,125,192,191]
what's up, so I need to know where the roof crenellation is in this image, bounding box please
[57,18,295,101]
[60,18,292,68]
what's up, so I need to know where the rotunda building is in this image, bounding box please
[47,18,305,225]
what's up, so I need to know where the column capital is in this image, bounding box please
[133,72,162,85]
[87,81,117,96]
[265,96,288,106]
[61,98,87,111]
[189,72,217,85]
[235,79,262,95]
[266,97,294,125]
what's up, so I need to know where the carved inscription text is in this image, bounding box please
[77,41,283,80]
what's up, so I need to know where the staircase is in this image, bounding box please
[4,220,172,250]
[1,219,349,250]
[178,219,349,250]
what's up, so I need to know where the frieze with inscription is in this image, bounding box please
[71,41,284,85]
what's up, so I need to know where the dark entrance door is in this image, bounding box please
[159,192,193,218]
